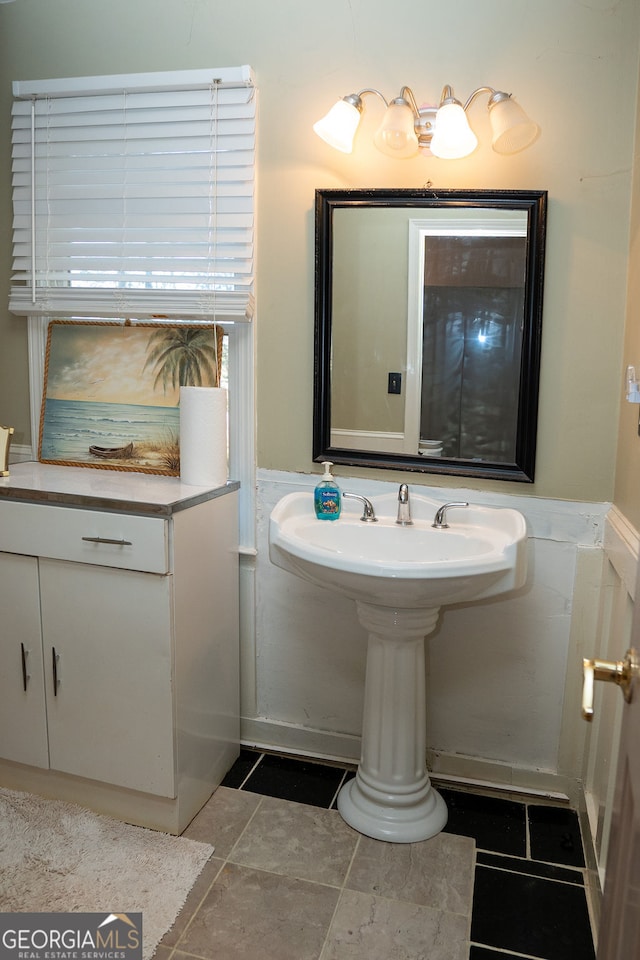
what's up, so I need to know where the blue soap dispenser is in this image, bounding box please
[314,461,341,520]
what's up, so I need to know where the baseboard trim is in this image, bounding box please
[575,781,603,947]
[427,751,577,802]
[240,717,361,764]
[0,756,217,835]
[240,716,582,800]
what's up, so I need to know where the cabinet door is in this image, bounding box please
[39,559,175,797]
[0,552,49,768]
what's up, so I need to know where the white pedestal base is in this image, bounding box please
[338,771,448,843]
[337,602,447,843]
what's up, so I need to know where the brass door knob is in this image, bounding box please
[582,648,639,721]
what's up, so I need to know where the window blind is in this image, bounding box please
[10,65,256,320]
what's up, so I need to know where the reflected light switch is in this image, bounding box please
[388,372,402,395]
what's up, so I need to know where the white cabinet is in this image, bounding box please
[0,464,240,833]
[0,556,175,793]
[0,552,48,768]
[40,560,176,795]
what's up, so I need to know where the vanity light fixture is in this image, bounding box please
[313,84,540,160]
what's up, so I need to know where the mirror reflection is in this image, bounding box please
[314,189,547,481]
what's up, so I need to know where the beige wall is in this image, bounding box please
[1,0,639,503]
[332,208,409,434]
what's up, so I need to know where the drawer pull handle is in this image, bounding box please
[20,642,29,692]
[52,646,60,697]
[82,536,133,546]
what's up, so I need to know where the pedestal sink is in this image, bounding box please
[269,489,527,843]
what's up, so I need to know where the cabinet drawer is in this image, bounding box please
[0,501,169,573]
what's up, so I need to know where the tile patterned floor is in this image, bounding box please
[157,749,596,960]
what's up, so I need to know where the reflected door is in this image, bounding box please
[419,234,526,464]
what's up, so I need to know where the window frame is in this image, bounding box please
[13,65,256,548]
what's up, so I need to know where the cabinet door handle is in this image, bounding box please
[20,642,29,692]
[82,536,133,546]
[52,646,60,697]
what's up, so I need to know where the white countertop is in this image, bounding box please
[0,461,239,516]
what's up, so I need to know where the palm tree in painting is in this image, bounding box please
[143,325,223,397]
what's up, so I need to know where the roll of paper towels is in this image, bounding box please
[179,386,228,487]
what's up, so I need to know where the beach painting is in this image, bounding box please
[39,320,220,475]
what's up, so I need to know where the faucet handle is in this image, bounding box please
[343,492,377,522]
[432,501,469,529]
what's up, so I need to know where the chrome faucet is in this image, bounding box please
[343,492,377,522]
[432,501,469,529]
[396,483,413,526]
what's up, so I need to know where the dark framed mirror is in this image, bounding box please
[314,188,547,482]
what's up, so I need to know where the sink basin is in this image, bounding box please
[269,490,527,609]
[268,487,528,844]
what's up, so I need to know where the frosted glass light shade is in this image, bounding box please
[373,101,419,158]
[489,97,540,154]
[313,99,362,153]
[429,102,478,159]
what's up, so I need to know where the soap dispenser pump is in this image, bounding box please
[314,462,341,520]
